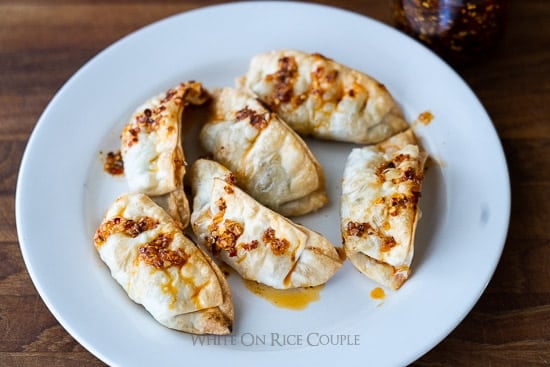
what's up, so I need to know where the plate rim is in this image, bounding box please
[15,2,511,366]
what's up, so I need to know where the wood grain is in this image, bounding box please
[1,0,549,366]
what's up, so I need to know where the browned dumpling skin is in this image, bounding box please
[121,81,210,226]
[94,193,233,334]
[239,50,408,144]
[341,130,427,289]
[190,159,343,289]
[200,87,327,217]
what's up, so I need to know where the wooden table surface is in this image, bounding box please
[1,1,549,366]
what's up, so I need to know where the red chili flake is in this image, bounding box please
[103,150,124,176]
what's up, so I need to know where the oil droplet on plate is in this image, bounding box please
[411,110,435,129]
[243,279,323,310]
[417,111,434,125]
[370,287,386,300]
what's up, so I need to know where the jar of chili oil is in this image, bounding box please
[391,0,508,64]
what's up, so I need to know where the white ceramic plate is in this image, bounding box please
[16,2,510,366]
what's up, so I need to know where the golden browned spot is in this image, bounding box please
[388,192,421,216]
[404,167,417,181]
[234,106,269,129]
[207,198,228,254]
[239,240,259,252]
[351,81,368,101]
[376,153,415,182]
[325,69,339,83]
[345,221,396,252]
[163,81,209,106]
[380,236,397,252]
[290,93,308,108]
[161,88,178,104]
[138,233,187,269]
[223,185,234,194]
[389,193,409,216]
[225,173,237,185]
[394,166,424,185]
[374,197,386,205]
[135,108,159,134]
[346,221,369,237]
[262,227,291,255]
[94,216,158,246]
[123,108,157,148]
[103,150,124,176]
[311,67,340,96]
[376,81,387,91]
[216,197,227,212]
[311,52,329,60]
[393,154,411,165]
[376,160,396,182]
[125,126,140,147]
[207,220,244,258]
[179,81,210,105]
[266,56,299,107]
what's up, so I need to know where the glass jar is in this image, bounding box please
[391,0,508,64]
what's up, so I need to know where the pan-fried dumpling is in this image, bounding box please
[239,50,408,144]
[150,189,190,229]
[199,87,327,217]
[190,159,343,289]
[341,130,427,289]
[93,193,233,334]
[121,81,210,226]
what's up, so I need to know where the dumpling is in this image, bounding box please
[121,81,210,226]
[190,158,343,289]
[150,189,190,229]
[199,87,327,217]
[239,49,408,144]
[93,193,233,335]
[121,81,209,195]
[341,129,427,289]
